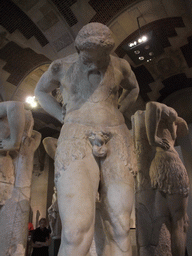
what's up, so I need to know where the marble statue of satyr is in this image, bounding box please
[35,22,139,256]
[145,101,189,256]
[133,102,189,256]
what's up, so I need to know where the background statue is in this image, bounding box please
[0,101,26,207]
[0,101,41,256]
[35,22,139,256]
[48,186,61,239]
[132,102,189,256]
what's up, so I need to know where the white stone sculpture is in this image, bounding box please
[132,101,189,256]
[0,103,41,256]
[48,187,61,239]
[0,101,25,206]
[35,22,139,256]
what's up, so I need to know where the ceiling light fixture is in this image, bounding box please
[122,17,164,65]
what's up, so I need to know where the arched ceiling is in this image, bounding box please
[0,0,192,136]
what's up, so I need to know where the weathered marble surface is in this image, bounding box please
[35,22,139,256]
[0,104,41,256]
[0,101,25,207]
[132,102,189,256]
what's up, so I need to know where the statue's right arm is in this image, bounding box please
[34,61,64,123]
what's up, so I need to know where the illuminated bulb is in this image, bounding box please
[26,96,34,103]
[31,101,37,108]
[139,56,144,60]
[138,36,148,43]
[25,96,37,108]
[142,36,147,42]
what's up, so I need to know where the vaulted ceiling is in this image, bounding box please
[0,0,192,136]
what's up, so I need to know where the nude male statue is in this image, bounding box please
[35,22,139,256]
[145,101,189,256]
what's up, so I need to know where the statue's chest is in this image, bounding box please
[63,66,120,102]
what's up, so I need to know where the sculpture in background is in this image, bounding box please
[0,101,25,207]
[48,186,61,239]
[132,102,189,256]
[35,22,139,256]
[0,101,41,256]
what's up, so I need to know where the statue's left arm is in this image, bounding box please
[145,102,173,150]
[118,59,139,113]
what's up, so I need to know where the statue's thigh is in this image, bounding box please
[167,194,188,221]
[100,144,135,226]
[55,140,100,224]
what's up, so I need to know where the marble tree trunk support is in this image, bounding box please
[131,110,158,256]
[132,102,190,256]
[43,137,62,239]
[35,22,139,256]
[0,110,41,256]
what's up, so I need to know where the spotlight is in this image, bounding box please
[142,36,147,42]
[25,96,38,108]
[128,41,137,48]
[138,36,148,43]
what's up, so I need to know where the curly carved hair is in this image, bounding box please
[75,22,115,52]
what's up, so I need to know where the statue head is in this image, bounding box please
[75,22,115,54]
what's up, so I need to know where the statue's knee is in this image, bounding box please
[106,214,131,251]
[63,226,83,246]
[172,212,189,233]
[62,218,92,246]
